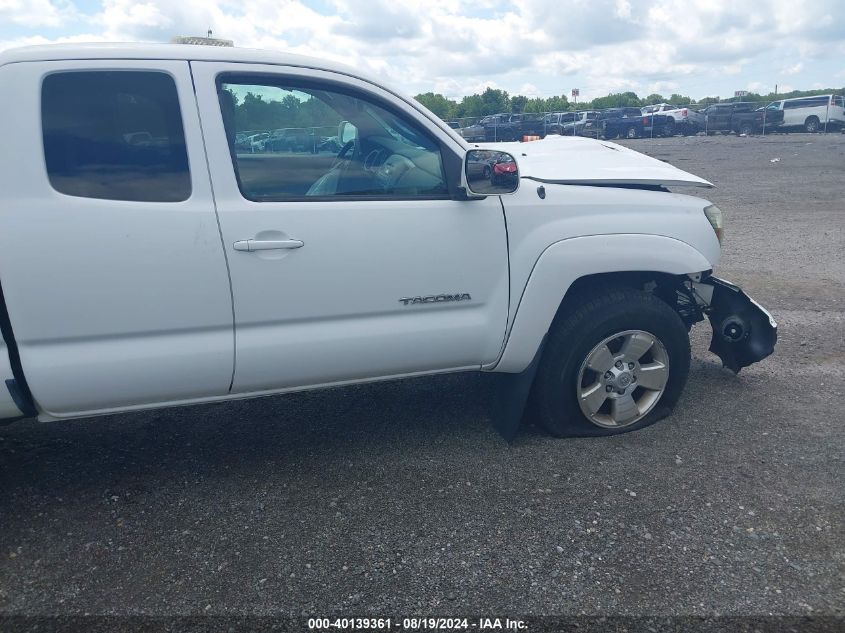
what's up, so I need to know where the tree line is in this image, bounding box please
[414,86,845,121]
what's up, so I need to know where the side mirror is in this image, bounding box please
[465,150,520,195]
[338,121,358,144]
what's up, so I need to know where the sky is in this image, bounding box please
[1,0,843,102]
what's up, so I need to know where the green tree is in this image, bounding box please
[668,93,692,105]
[479,87,510,115]
[510,95,528,113]
[414,92,456,120]
[696,96,720,107]
[644,93,665,105]
[590,91,642,109]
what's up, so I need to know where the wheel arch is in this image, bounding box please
[492,234,711,373]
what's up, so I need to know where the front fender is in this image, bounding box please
[492,234,712,373]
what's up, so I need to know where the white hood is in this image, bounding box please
[482,135,713,189]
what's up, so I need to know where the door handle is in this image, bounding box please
[233,239,304,252]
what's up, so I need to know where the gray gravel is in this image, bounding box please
[1,133,843,619]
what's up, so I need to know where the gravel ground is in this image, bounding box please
[1,134,843,623]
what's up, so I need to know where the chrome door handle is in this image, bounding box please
[233,239,304,252]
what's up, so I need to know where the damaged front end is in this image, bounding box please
[675,274,778,373]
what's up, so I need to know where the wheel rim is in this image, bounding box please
[627,127,637,138]
[576,330,670,429]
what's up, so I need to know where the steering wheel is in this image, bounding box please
[331,139,355,169]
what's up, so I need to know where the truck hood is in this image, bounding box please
[482,135,713,188]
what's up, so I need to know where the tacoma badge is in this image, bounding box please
[399,293,472,306]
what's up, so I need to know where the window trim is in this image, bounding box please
[215,72,460,204]
[40,68,193,203]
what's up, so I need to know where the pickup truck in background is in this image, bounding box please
[566,110,601,136]
[543,112,579,135]
[641,103,706,136]
[598,107,663,140]
[489,113,547,141]
[0,42,776,440]
[458,116,498,142]
[702,102,784,135]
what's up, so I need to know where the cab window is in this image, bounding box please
[218,77,449,201]
[41,71,191,202]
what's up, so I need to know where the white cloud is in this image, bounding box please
[0,0,75,28]
[518,83,542,97]
[781,62,804,76]
[1,0,843,101]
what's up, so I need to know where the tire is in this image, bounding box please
[739,122,753,136]
[804,116,820,133]
[482,165,491,180]
[603,127,618,140]
[530,287,691,438]
[625,125,639,139]
[663,120,675,136]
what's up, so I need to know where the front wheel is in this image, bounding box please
[739,122,753,136]
[805,116,820,133]
[625,126,640,139]
[531,288,691,437]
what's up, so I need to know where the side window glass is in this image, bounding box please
[218,78,449,201]
[42,71,191,202]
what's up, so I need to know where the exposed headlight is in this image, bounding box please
[704,204,724,244]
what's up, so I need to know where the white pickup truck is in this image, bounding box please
[641,103,706,136]
[0,43,776,438]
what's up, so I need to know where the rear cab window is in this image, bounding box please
[41,71,191,202]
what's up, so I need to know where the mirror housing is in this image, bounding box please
[338,121,358,144]
[464,149,520,195]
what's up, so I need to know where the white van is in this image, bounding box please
[765,95,845,132]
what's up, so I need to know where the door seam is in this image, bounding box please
[188,61,238,393]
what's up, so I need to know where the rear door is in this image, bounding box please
[191,62,509,395]
[0,60,234,417]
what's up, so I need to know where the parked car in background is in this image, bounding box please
[458,115,505,142]
[465,149,494,180]
[702,102,783,135]
[490,113,547,141]
[569,111,601,136]
[489,152,518,186]
[641,103,705,136]
[247,132,270,152]
[764,95,845,133]
[598,107,651,139]
[543,112,579,135]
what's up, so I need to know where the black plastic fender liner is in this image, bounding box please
[5,379,36,421]
[0,279,38,420]
[702,276,778,373]
[487,335,547,441]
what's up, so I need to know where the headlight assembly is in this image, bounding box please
[704,204,724,243]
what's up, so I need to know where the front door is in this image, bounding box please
[191,63,509,394]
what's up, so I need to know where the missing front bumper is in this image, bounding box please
[692,276,778,373]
